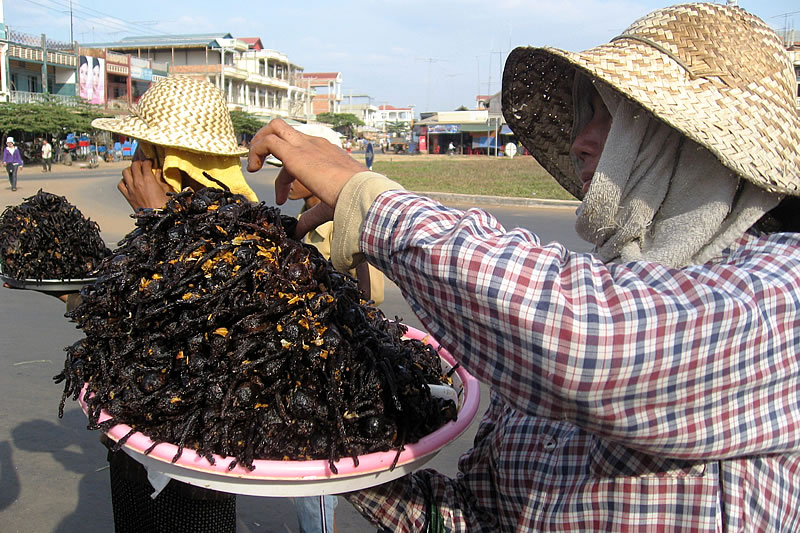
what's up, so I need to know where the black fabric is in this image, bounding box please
[107,448,236,533]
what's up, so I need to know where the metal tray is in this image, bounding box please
[0,264,95,292]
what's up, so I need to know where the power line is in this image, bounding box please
[19,0,169,40]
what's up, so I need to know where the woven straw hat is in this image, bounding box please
[92,77,247,156]
[502,2,800,199]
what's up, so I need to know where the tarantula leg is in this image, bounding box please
[110,427,138,451]
[173,409,201,462]
[390,427,407,471]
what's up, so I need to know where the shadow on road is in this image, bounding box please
[12,411,113,532]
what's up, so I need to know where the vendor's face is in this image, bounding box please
[132,143,162,169]
[570,91,612,195]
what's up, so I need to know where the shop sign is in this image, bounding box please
[428,124,460,134]
[130,57,153,81]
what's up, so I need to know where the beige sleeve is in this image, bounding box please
[330,171,404,272]
[366,263,385,305]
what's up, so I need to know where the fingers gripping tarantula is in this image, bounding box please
[55,187,457,472]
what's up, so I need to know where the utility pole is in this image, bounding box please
[415,57,447,112]
[69,0,74,44]
[771,10,800,46]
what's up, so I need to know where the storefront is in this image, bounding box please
[415,120,518,156]
[130,57,153,103]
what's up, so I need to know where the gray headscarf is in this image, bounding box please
[571,74,781,268]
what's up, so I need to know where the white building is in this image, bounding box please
[375,105,414,133]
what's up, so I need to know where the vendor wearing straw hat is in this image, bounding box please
[247,3,800,531]
[92,77,344,533]
[92,76,257,211]
[90,76,259,533]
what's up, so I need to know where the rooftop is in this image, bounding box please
[82,33,234,49]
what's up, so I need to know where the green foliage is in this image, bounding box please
[0,101,108,140]
[386,120,409,135]
[229,110,267,137]
[316,112,364,137]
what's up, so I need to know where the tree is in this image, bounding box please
[316,112,364,137]
[228,110,267,139]
[0,101,109,142]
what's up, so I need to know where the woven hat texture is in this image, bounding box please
[502,2,800,199]
[92,77,247,156]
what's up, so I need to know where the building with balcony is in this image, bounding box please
[302,72,342,115]
[2,28,80,106]
[0,23,171,113]
[83,33,312,122]
[340,93,378,134]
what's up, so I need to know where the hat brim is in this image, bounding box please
[502,42,800,198]
[92,115,248,157]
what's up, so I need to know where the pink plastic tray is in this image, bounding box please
[79,325,480,496]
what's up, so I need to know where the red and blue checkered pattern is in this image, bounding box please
[346,191,800,532]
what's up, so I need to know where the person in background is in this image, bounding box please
[247,4,800,531]
[3,137,23,191]
[287,124,384,305]
[274,122,384,533]
[41,139,52,172]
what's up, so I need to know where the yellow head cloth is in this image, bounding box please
[138,142,258,202]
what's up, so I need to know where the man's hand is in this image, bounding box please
[119,159,172,211]
[247,119,367,209]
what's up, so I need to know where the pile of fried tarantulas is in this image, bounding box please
[0,190,111,280]
[56,187,457,472]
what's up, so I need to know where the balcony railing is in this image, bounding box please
[7,28,73,51]
[9,91,81,106]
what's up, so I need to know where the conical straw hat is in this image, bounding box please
[92,76,247,156]
[502,2,800,199]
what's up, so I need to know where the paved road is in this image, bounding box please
[0,161,587,532]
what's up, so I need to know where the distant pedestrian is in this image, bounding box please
[3,137,23,191]
[41,139,53,172]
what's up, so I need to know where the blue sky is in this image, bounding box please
[6,1,799,115]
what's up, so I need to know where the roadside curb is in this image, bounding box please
[419,191,580,209]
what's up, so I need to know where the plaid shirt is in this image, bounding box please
[346,191,800,532]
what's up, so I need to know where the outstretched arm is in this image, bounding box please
[247,119,367,209]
